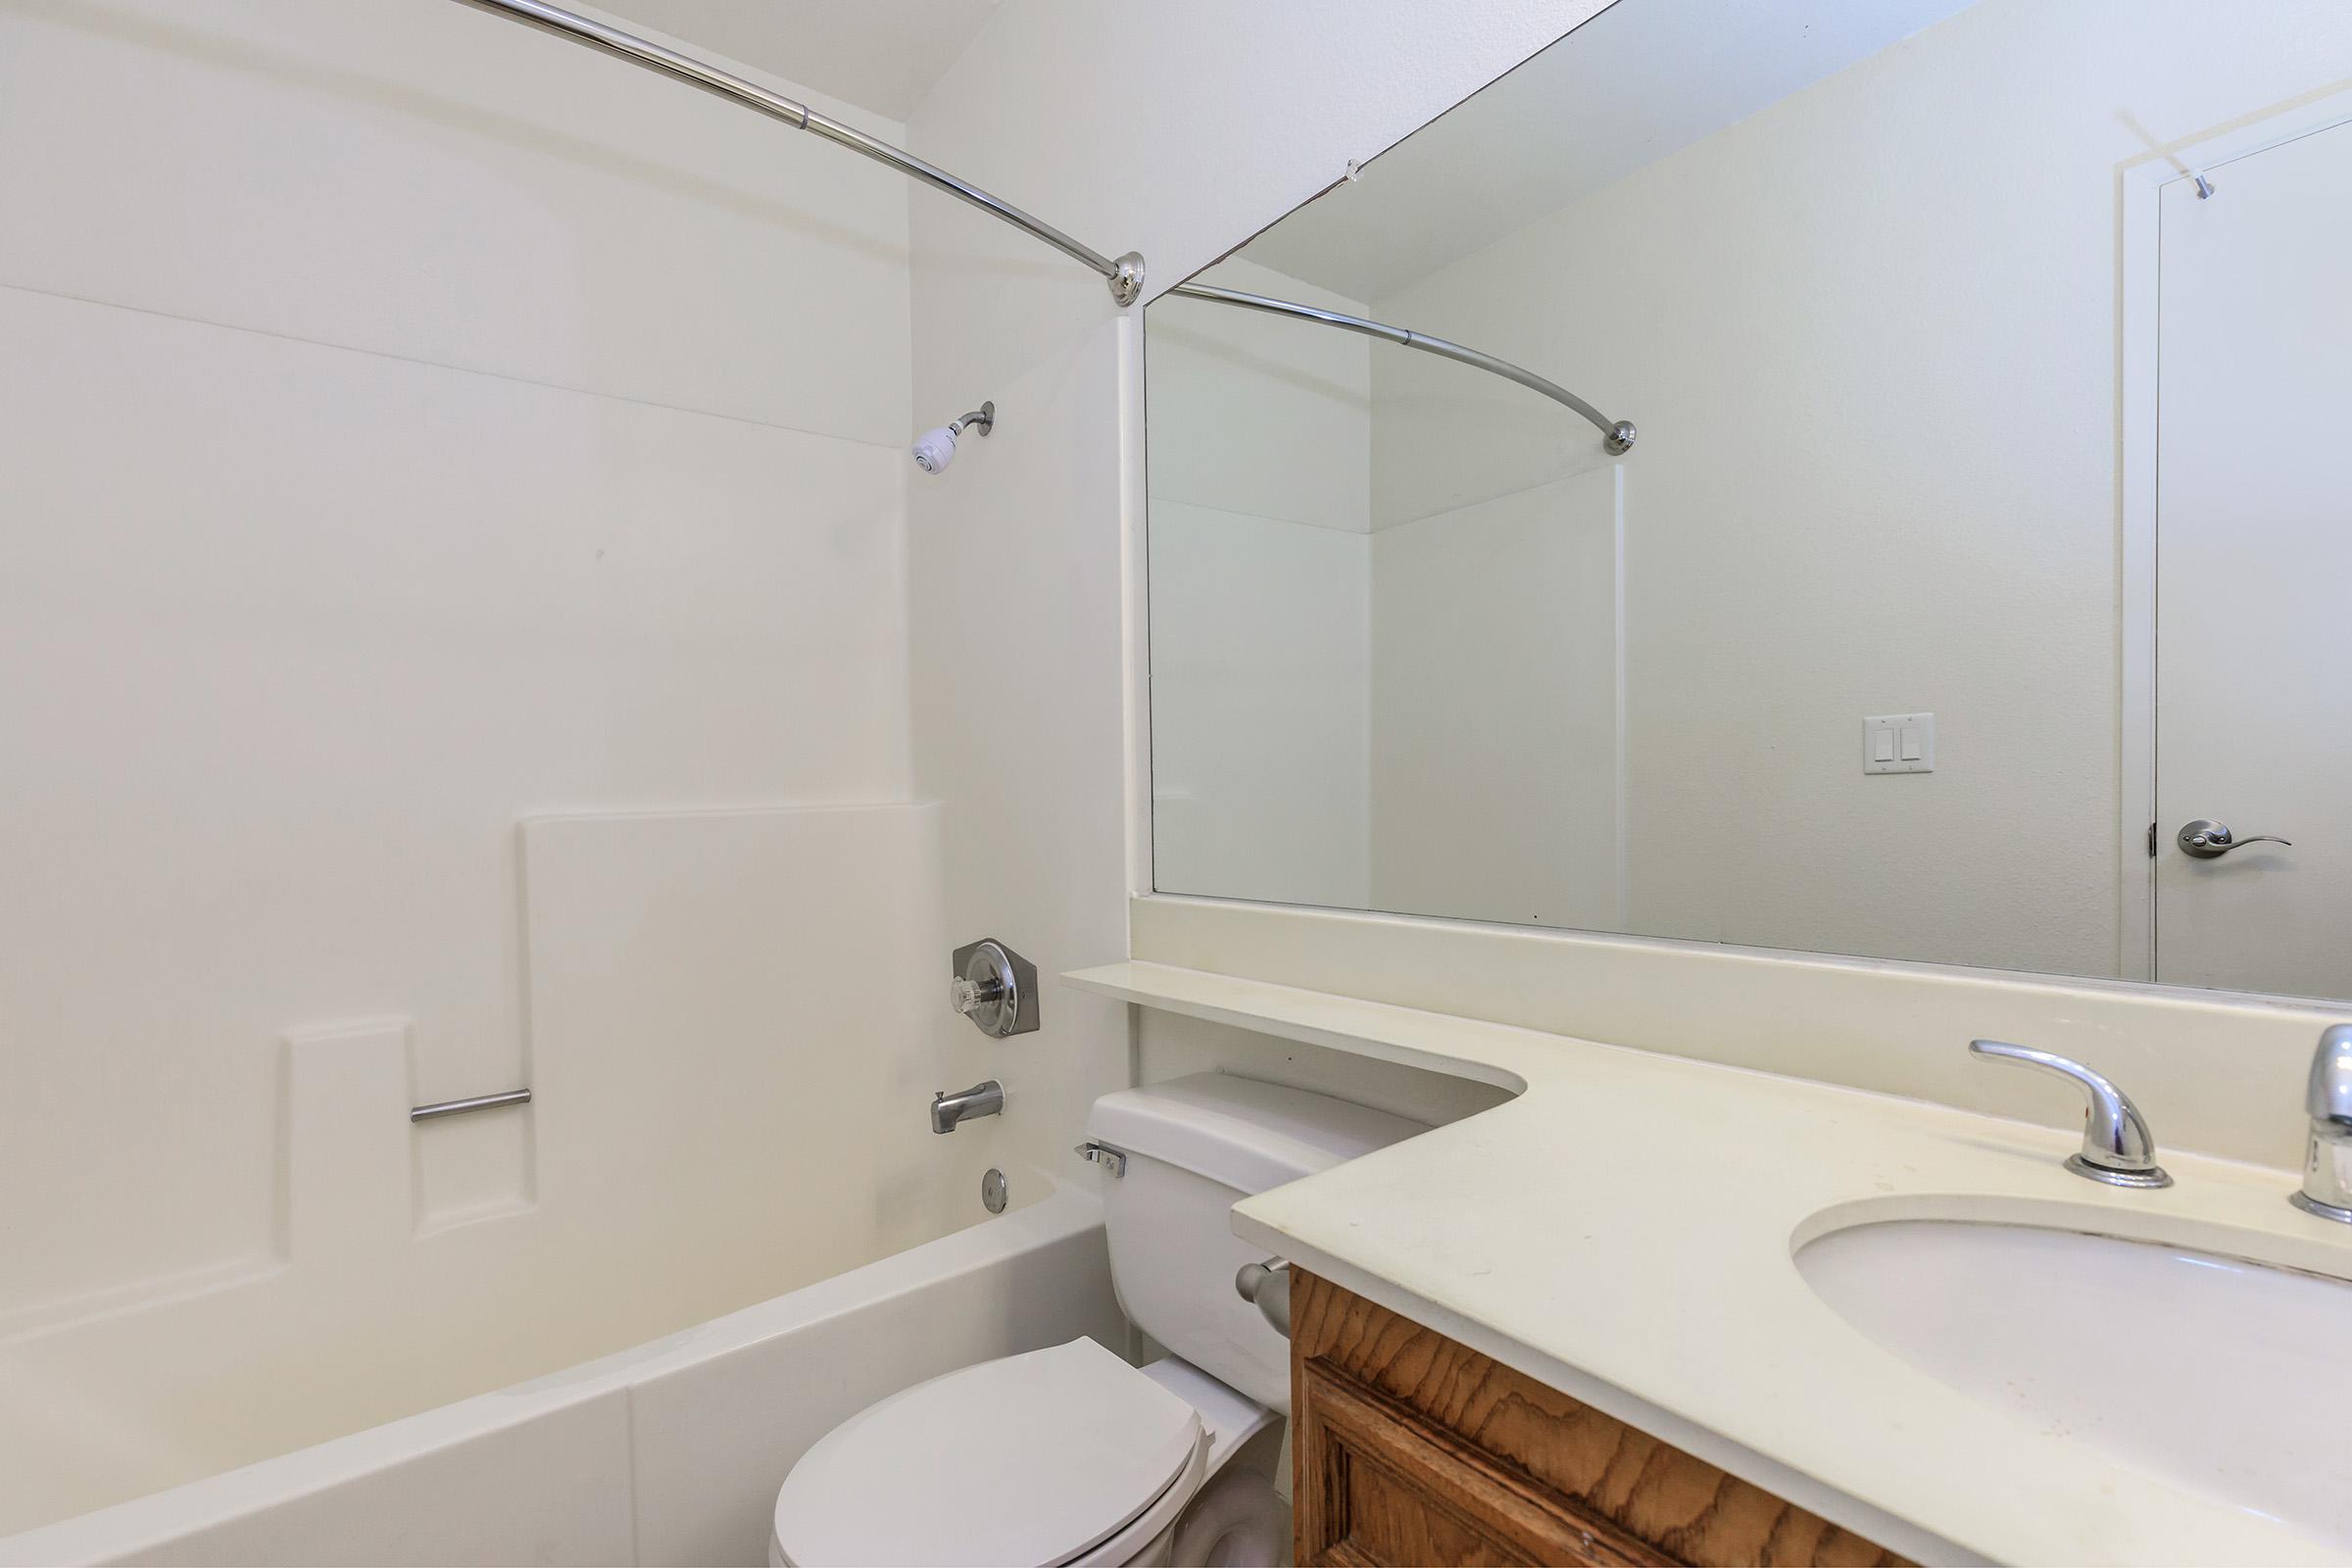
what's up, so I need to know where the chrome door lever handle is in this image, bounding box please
[2178,819,2291,858]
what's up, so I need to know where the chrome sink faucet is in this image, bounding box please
[2291,1025,2352,1223]
[930,1079,1004,1135]
[1970,1040,2171,1188]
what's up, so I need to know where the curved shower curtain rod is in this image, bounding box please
[449,0,1148,304]
[452,0,1632,454]
[1170,282,1636,455]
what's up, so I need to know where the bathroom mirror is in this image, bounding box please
[1144,0,2352,1003]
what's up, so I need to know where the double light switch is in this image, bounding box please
[1863,712,1935,774]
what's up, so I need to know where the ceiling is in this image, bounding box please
[1240,0,1978,304]
[598,0,999,122]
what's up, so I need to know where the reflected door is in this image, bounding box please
[2155,116,2352,998]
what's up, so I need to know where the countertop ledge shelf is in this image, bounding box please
[1062,959,2352,1568]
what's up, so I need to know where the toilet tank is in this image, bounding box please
[1083,1072,1429,1411]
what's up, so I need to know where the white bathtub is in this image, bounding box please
[0,805,1129,1563]
[0,1172,1125,1566]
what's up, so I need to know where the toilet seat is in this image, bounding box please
[771,1338,1206,1568]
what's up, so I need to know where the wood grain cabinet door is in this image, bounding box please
[1289,1271,1910,1568]
[1297,1357,1667,1566]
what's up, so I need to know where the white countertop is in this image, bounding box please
[1065,959,2352,1568]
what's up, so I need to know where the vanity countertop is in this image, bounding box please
[1064,959,2352,1568]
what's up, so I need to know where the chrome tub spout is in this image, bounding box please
[931,1079,1004,1134]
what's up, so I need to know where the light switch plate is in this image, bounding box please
[1864,712,1935,773]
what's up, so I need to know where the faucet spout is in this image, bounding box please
[931,1079,1004,1135]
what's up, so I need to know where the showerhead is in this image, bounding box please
[911,400,994,473]
[910,426,958,473]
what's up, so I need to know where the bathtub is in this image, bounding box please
[0,1168,1125,1566]
[0,805,1129,1563]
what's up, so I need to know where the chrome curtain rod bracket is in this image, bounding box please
[1169,282,1635,455]
[449,0,1146,305]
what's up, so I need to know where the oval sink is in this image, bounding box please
[1796,1219,2352,1548]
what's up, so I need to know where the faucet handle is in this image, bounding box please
[2294,1026,2352,1223]
[1970,1040,2172,1189]
[2306,1025,2352,1125]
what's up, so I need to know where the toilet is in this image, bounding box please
[769,1072,1429,1567]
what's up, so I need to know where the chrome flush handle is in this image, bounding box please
[1969,1040,2172,1188]
[1235,1257,1293,1339]
[2178,819,2292,858]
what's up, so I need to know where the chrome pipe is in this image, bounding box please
[1169,282,1636,455]
[411,1088,532,1123]
[448,0,1146,304]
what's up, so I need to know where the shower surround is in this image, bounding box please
[0,803,1135,1553]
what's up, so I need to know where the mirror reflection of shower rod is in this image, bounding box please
[1170,281,1637,456]
[448,0,1148,305]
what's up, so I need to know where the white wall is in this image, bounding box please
[902,310,1134,1188]
[905,0,1609,1156]
[0,0,920,1324]
[1355,0,2352,975]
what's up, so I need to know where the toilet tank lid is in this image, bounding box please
[1085,1072,1430,1195]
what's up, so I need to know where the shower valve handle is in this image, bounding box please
[949,938,1038,1038]
[950,974,1004,1015]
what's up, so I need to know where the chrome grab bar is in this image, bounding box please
[411,1088,532,1123]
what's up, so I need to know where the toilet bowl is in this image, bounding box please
[769,1073,1428,1568]
[768,1341,1280,1567]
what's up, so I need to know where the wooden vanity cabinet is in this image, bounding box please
[1288,1271,1910,1567]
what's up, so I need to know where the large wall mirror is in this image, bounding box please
[1144,0,2352,1003]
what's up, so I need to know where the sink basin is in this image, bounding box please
[1796,1219,2352,1548]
